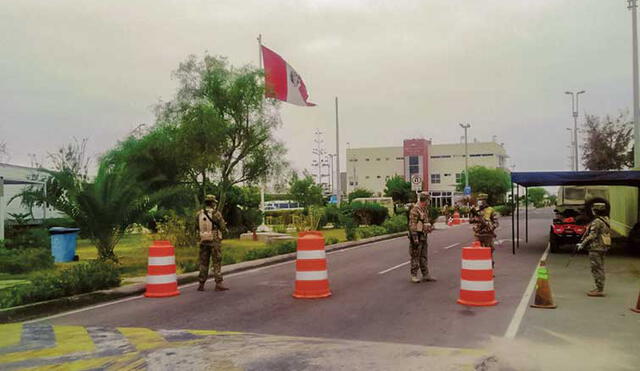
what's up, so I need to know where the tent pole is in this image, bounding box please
[525,187,528,243]
[511,182,515,255]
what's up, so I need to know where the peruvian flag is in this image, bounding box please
[261,45,315,106]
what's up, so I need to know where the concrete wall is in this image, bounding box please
[0,163,63,221]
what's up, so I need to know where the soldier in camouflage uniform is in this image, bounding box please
[408,192,436,283]
[470,193,499,268]
[577,203,611,297]
[197,195,229,292]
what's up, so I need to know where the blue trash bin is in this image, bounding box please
[49,227,81,263]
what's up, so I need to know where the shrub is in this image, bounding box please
[245,246,277,261]
[323,205,342,227]
[383,215,408,234]
[273,240,297,255]
[493,204,513,216]
[155,211,198,248]
[224,225,248,239]
[325,237,339,245]
[0,260,121,308]
[0,248,54,274]
[222,253,237,265]
[351,202,389,225]
[272,224,288,234]
[178,259,198,273]
[345,224,358,241]
[356,225,387,239]
[3,228,50,250]
[428,206,440,225]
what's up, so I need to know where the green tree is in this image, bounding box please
[526,187,548,208]
[348,188,374,203]
[288,175,324,208]
[155,55,287,209]
[38,165,165,262]
[582,112,634,170]
[456,166,510,205]
[383,176,411,211]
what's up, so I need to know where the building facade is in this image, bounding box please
[346,139,508,206]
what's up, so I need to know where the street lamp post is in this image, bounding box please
[327,153,336,195]
[565,90,586,171]
[629,0,640,168]
[459,123,471,190]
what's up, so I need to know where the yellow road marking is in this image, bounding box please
[19,353,141,371]
[117,327,168,352]
[0,323,22,348]
[187,329,242,336]
[0,326,94,364]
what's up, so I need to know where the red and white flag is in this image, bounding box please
[261,45,315,106]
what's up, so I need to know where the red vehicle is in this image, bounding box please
[549,215,587,253]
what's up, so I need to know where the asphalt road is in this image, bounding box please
[44,210,552,349]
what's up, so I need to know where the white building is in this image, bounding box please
[346,139,508,206]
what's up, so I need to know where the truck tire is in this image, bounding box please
[549,229,560,253]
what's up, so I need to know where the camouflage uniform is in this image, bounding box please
[197,200,227,286]
[471,195,499,267]
[408,194,434,280]
[580,216,611,293]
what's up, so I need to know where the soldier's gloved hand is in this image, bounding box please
[576,243,584,251]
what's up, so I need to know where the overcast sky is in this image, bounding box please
[0,0,636,174]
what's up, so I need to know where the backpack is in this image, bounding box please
[597,217,612,247]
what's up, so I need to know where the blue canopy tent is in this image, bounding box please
[509,171,640,254]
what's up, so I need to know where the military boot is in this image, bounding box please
[215,283,230,291]
[197,282,205,291]
[422,275,437,282]
[587,289,605,297]
[411,275,420,283]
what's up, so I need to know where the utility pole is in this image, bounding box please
[311,129,326,185]
[327,153,336,196]
[459,123,471,189]
[566,128,575,171]
[565,90,585,171]
[335,97,341,206]
[630,0,640,167]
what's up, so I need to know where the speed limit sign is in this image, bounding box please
[411,174,423,191]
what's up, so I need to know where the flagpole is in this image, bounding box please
[257,34,270,232]
[335,97,341,206]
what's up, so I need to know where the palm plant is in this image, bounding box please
[41,165,162,262]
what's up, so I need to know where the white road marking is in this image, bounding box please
[28,236,407,323]
[378,261,410,275]
[503,243,550,339]
[443,243,460,250]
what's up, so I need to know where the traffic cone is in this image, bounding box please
[145,240,180,298]
[631,289,640,313]
[453,211,461,225]
[457,241,498,306]
[530,260,556,309]
[293,231,331,299]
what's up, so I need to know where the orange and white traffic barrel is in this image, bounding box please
[145,240,180,298]
[293,231,331,299]
[457,241,497,306]
[453,211,461,225]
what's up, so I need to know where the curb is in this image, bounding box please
[0,232,407,323]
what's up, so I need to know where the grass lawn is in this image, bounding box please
[0,228,348,290]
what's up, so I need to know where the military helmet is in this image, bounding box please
[418,192,430,202]
[205,194,217,202]
[477,193,488,201]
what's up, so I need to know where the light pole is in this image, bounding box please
[566,127,575,170]
[327,153,336,195]
[629,0,640,167]
[459,123,471,190]
[565,90,585,171]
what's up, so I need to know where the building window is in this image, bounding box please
[377,175,381,178]
[349,158,358,162]
[385,175,390,180]
[365,158,370,161]
[455,173,462,183]
[385,157,390,161]
[430,155,452,159]
[396,157,404,160]
[365,176,370,179]
[431,174,441,184]
[409,156,420,174]
[444,173,451,177]
[376,158,381,161]
[349,182,354,186]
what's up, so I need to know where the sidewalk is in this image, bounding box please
[491,251,640,371]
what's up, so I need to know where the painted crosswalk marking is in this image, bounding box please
[0,324,242,370]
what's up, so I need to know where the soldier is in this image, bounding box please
[197,194,229,292]
[471,193,499,268]
[577,203,611,297]
[408,192,436,283]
